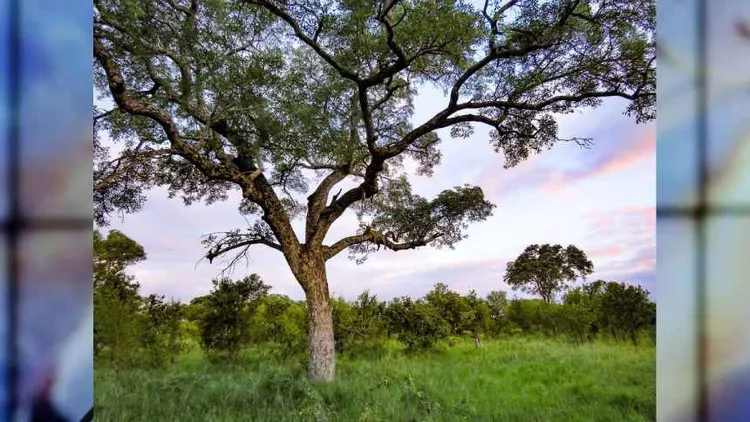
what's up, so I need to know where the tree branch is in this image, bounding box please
[202,224,283,272]
[324,227,442,260]
[305,166,350,243]
[94,147,174,192]
[205,238,282,263]
[95,35,303,258]
[246,0,361,82]
[459,89,652,112]
[94,37,234,184]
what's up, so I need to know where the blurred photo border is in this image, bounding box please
[658,0,750,421]
[2,0,92,421]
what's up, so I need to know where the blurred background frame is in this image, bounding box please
[2,0,93,420]
[658,0,750,420]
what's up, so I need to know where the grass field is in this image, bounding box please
[95,337,655,421]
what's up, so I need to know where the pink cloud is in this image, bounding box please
[586,205,656,238]
[539,128,655,193]
[582,205,656,284]
[594,130,656,175]
[588,244,624,259]
[475,124,655,200]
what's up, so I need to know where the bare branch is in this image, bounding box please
[203,224,283,266]
[206,238,282,263]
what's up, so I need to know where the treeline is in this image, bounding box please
[94,230,656,368]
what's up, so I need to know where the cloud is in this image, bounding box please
[579,205,656,295]
[329,257,513,301]
[587,244,624,259]
[475,119,655,201]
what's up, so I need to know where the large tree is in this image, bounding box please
[504,244,594,303]
[93,0,654,382]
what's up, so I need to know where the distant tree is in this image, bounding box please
[505,299,530,333]
[558,301,595,343]
[140,294,184,367]
[600,281,653,346]
[506,298,552,334]
[184,295,211,324]
[94,0,655,382]
[424,283,467,335]
[93,229,146,281]
[504,244,594,304]
[563,279,606,340]
[249,294,307,355]
[463,290,491,348]
[485,290,509,336]
[94,282,141,365]
[200,275,271,357]
[331,298,356,353]
[351,291,387,341]
[536,302,563,336]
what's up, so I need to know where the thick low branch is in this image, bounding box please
[206,238,282,264]
[324,227,442,260]
[305,166,350,243]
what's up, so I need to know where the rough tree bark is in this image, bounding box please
[296,256,336,382]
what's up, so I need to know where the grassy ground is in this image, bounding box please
[95,337,655,421]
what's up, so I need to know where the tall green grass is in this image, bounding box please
[95,337,654,421]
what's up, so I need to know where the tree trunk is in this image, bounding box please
[473,331,483,348]
[300,259,335,383]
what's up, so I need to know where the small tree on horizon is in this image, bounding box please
[94,0,654,382]
[503,244,594,304]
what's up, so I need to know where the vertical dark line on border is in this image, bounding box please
[695,0,709,420]
[5,0,21,418]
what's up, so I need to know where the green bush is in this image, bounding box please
[386,297,450,350]
[199,275,270,356]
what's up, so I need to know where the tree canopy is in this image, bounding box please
[94,229,146,278]
[94,0,655,266]
[503,243,594,303]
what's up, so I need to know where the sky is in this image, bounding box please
[105,86,655,304]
